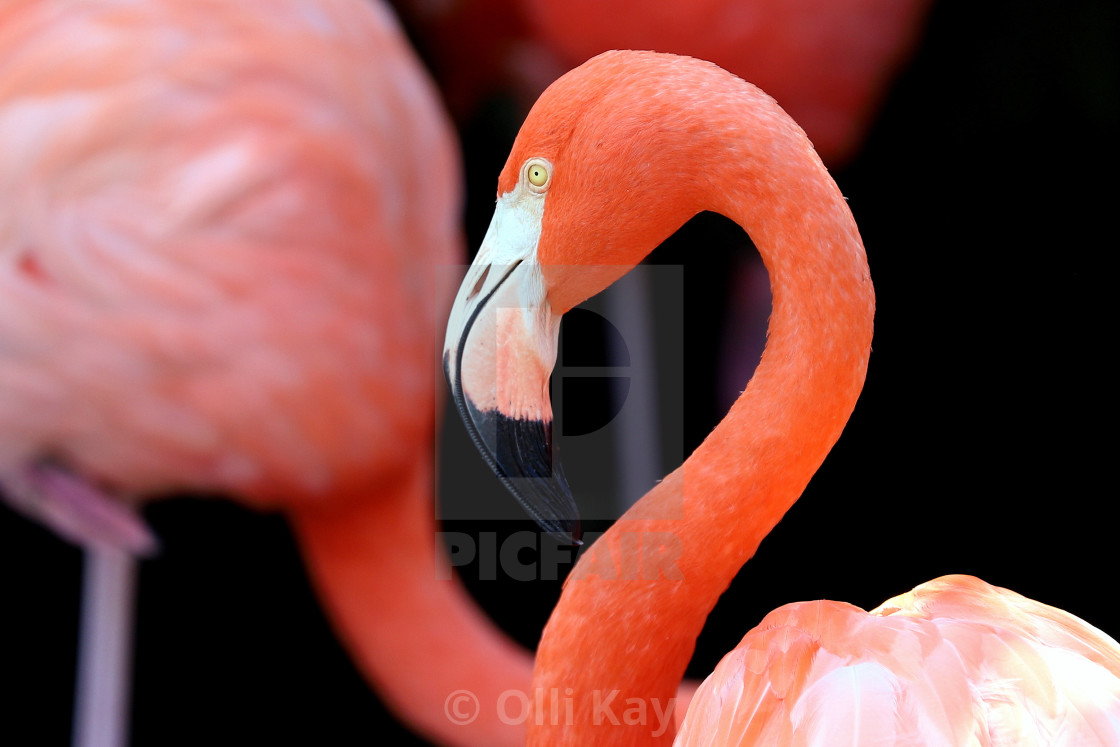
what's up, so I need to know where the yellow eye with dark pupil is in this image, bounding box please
[528,163,549,187]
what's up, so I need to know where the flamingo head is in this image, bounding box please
[444,51,782,544]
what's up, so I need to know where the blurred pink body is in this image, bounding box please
[0,0,457,509]
[0,3,531,746]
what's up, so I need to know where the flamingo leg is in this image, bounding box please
[72,547,138,747]
[1,465,150,747]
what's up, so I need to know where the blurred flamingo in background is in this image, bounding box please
[397,0,933,168]
[444,50,1120,745]
[519,0,933,168]
[0,1,530,745]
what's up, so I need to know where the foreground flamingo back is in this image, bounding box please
[678,575,1120,745]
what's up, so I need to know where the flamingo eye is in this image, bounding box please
[525,159,551,191]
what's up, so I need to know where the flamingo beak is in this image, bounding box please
[443,197,581,545]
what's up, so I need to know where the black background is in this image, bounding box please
[2,0,1116,744]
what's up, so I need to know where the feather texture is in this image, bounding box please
[677,576,1120,746]
[0,0,460,508]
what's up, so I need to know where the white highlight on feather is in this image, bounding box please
[791,662,908,747]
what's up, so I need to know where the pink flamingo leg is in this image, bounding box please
[2,466,150,747]
[72,546,138,747]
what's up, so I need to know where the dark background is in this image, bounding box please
[2,0,1116,744]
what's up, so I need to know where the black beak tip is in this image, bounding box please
[450,387,582,544]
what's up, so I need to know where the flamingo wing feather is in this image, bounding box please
[677,575,1120,746]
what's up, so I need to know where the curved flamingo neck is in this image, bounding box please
[527,74,875,745]
[289,460,534,747]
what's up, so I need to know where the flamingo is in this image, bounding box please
[397,0,932,169]
[0,2,530,745]
[518,0,933,169]
[443,50,1120,744]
